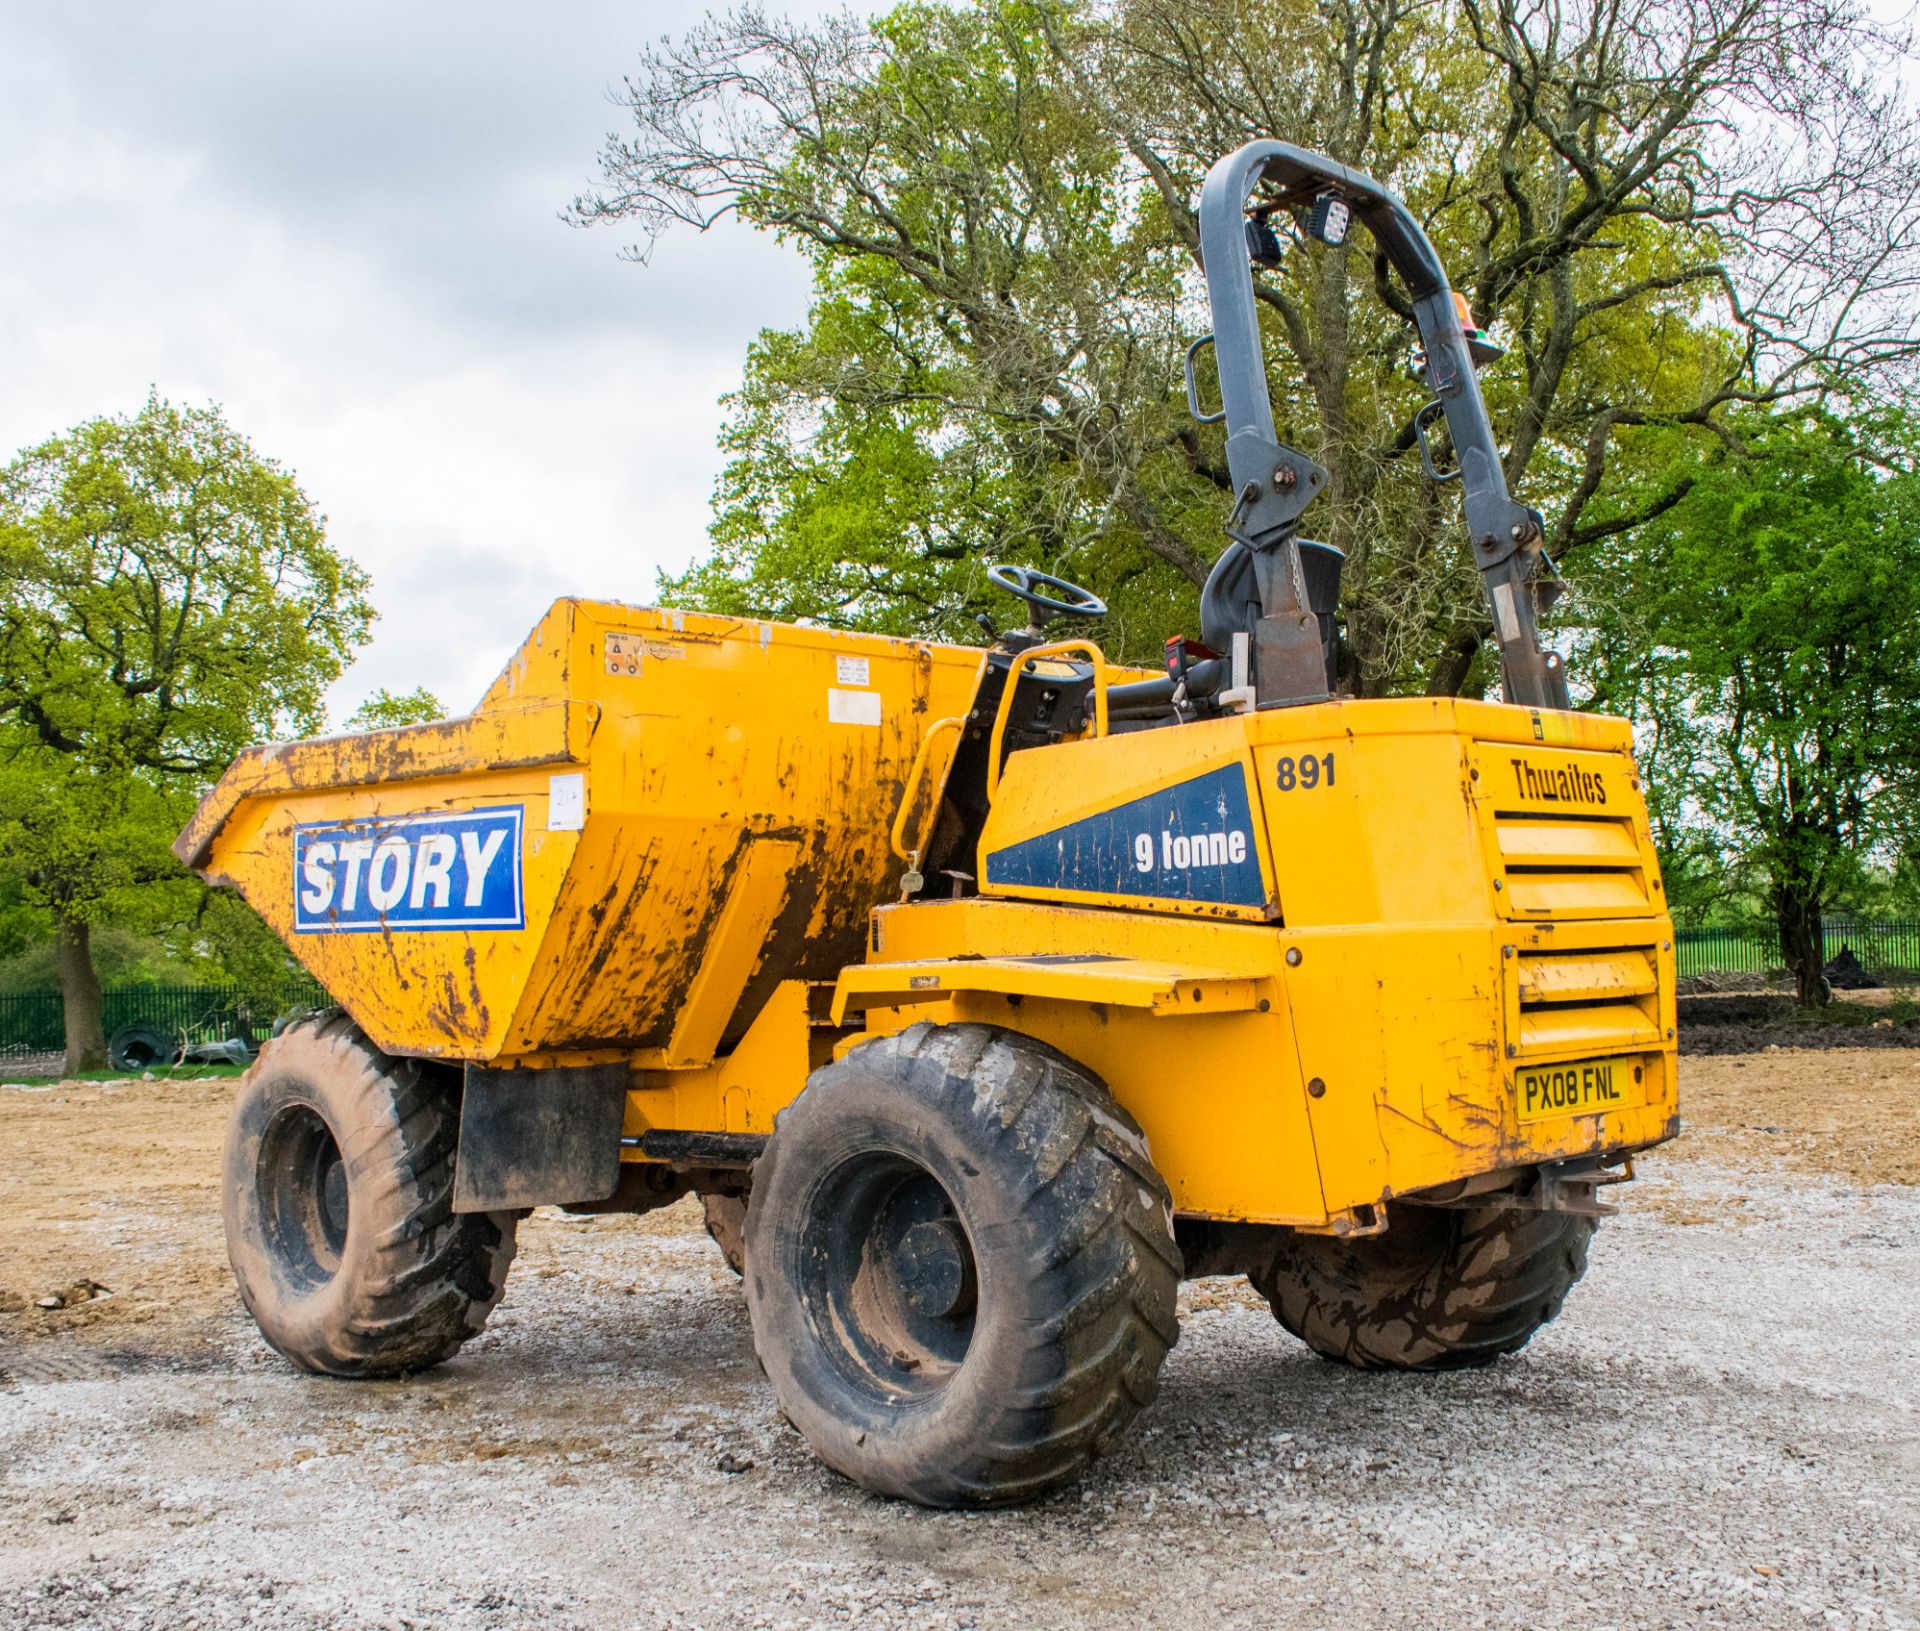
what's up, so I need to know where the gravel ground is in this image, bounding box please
[1,1078,1917,1629]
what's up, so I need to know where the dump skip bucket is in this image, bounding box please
[178,601,983,1065]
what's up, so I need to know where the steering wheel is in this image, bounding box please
[985,562,1108,624]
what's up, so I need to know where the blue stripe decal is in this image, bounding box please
[984,763,1267,908]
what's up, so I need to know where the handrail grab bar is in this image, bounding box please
[983,641,1108,801]
[889,713,966,864]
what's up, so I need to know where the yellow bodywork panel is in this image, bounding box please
[835,955,1264,1018]
[843,900,1322,1222]
[176,699,602,864]
[623,980,839,1142]
[182,602,1676,1229]
[837,696,1677,1225]
[179,602,982,1062]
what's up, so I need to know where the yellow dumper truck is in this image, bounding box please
[179,142,1677,1508]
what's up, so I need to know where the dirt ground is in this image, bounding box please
[1678,987,1920,1056]
[1,1052,1916,1629]
[1675,1047,1920,1188]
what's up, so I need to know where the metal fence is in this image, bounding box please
[1675,919,1920,980]
[1674,927,1774,977]
[0,979,332,1063]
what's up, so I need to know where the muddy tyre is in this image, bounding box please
[745,1023,1179,1508]
[702,1193,748,1276]
[223,1013,518,1377]
[1251,1203,1595,1372]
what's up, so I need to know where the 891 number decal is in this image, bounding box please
[1274,752,1336,792]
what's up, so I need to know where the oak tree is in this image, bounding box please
[575,0,1920,688]
[0,395,372,1071]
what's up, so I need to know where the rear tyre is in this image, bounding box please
[223,1012,518,1377]
[702,1193,748,1276]
[1250,1203,1595,1372]
[745,1023,1180,1508]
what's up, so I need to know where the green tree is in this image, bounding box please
[0,751,188,1037]
[0,394,372,1071]
[575,0,1920,687]
[623,2,1209,660]
[345,687,446,731]
[1584,410,1920,1003]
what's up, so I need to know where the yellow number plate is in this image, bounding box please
[1515,1057,1639,1123]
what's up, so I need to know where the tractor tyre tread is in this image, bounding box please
[223,1012,517,1379]
[1250,1202,1594,1372]
[745,1022,1178,1508]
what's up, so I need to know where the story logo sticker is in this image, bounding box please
[293,806,524,933]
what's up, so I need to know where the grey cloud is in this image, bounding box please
[1,3,823,719]
[9,2,817,344]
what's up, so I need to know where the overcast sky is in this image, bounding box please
[0,2,818,719]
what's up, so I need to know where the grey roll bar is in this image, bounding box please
[1198,140,1571,711]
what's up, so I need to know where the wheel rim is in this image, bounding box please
[257,1103,350,1290]
[800,1151,979,1402]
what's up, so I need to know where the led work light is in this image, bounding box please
[1306,191,1350,245]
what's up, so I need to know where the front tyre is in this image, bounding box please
[1250,1203,1595,1372]
[223,1013,518,1377]
[745,1023,1179,1508]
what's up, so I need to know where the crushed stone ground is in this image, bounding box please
[0,1054,1915,1630]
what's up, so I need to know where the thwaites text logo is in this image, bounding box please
[293,806,524,934]
[1508,756,1607,805]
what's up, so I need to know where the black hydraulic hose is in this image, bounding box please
[1104,659,1226,714]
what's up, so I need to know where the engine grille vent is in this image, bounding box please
[1513,943,1663,1058]
[1493,810,1652,919]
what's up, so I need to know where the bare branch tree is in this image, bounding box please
[574,0,1920,690]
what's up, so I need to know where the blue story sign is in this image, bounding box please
[293,806,525,933]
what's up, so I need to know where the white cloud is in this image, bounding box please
[0,1,817,718]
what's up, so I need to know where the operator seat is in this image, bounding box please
[1199,538,1344,692]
